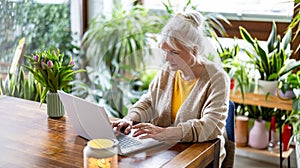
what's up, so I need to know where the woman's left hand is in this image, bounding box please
[132,123,167,141]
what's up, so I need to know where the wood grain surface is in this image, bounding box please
[0,96,220,168]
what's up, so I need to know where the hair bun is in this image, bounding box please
[179,12,203,28]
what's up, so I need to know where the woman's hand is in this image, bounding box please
[132,123,182,141]
[111,119,133,135]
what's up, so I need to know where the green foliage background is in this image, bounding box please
[0,0,73,102]
[0,0,72,65]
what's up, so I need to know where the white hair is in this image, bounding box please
[158,12,205,55]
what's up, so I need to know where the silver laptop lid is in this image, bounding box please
[57,90,116,140]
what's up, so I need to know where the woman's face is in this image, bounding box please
[161,42,194,72]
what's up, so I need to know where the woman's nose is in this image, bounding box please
[164,52,172,62]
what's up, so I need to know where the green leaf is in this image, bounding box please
[239,26,255,46]
[23,65,35,74]
[282,28,292,50]
[256,43,269,79]
[35,73,47,87]
[75,69,86,73]
[267,21,277,53]
[59,69,73,77]
[268,73,279,81]
[279,60,300,76]
[40,88,49,105]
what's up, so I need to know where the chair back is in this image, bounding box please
[226,100,235,142]
[222,100,236,168]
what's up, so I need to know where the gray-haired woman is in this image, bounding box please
[112,11,230,167]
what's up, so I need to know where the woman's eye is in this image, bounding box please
[170,51,179,55]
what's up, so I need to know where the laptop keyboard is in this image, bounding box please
[118,135,142,149]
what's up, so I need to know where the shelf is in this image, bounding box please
[230,91,293,111]
[237,146,294,159]
[230,91,294,168]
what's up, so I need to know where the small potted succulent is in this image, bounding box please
[24,48,85,118]
[278,71,300,100]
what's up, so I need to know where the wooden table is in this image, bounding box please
[0,96,220,168]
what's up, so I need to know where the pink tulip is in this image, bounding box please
[47,60,53,68]
[33,55,39,62]
[69,60,74,65]
[41,59,45,69]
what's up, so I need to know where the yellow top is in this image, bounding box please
[88,139,114,149]
[171,71,198,122]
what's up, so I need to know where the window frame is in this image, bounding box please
[81,0,299,60]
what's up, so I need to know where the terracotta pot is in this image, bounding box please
[248,119,269,149]
[235,116,249,147]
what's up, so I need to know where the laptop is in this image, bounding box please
[57,90,164,155]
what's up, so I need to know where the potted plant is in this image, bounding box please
[81,3,164,118]
[0,67,43,102]
[286,2,300,166]
[24,48,85,118]
[213,34,257,102]
[130,69,158,103]
[278,71,300,100]
[239,21,300,95]
[213,35,240,75]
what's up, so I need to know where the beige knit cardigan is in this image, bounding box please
[127,60,230,167]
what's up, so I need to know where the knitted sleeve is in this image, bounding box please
[178,70,230,142]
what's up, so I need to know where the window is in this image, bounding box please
[144,0,295,22]
[142,0,298,60]
[0,0,82,70]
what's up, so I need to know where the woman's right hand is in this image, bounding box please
[111,119,133,135]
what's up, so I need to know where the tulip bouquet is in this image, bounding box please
[24,48,85,102]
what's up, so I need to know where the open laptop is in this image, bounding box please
[57,90,164,155]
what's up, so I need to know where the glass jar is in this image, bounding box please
[83,139,118,168]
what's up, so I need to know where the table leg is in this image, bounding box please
[279,110,283,168]
[206,139,220,168]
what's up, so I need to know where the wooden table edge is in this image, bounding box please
[162,138,220,168]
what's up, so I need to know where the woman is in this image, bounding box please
[112,11,230,166]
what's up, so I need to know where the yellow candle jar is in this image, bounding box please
[84,139,118,168]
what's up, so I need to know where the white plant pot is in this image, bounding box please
[257,80,278,95]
